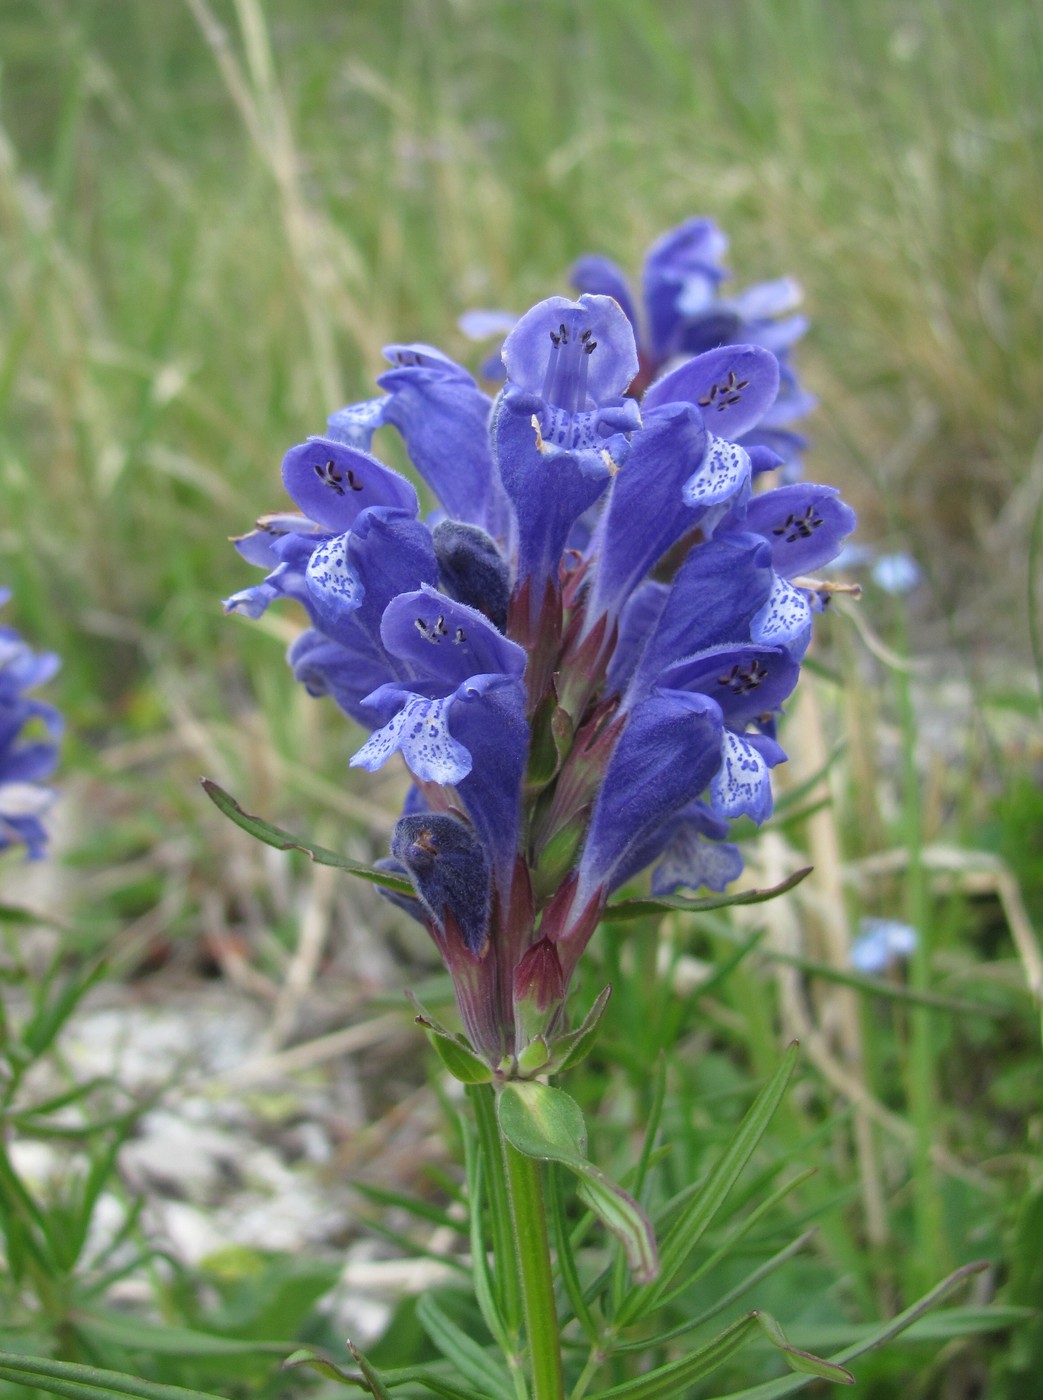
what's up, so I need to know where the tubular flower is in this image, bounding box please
[0,589,61,859]
[463,215,815,477]
[228,240,854,1068]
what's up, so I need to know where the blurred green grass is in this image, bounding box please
[2,0,1040,699]
[0,3,1040,1392]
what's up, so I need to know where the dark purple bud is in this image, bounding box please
[513,938,566,1045]
[391,813,491,957]
[433,520,511,632]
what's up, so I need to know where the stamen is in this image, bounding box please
[699,370,750,411]
[314,459,345,495]
[542,315,598,425]
[717,659,768,694]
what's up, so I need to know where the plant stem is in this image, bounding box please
[470,1085,524,1339]
[501,1124,565,1400]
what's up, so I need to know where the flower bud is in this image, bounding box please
[512,937,566,1049]
[433,520,511,631]
[391,813,491,956]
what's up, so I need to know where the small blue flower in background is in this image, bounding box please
[871,552,922,595]
[0,589,62,860]
[851,918,918,974]
[228,219,856,1063]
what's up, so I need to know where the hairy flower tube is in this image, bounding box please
[228,268,855,1070]
[0,589,61,859]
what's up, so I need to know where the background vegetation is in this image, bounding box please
[0,1,1040,1396]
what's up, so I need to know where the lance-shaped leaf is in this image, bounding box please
[201,780,412,895]
[0,1349,231,1400]
[416,1294,515,1400]
[407,992,493,1085]
[707,1261,991,1400]
[283,1340,400,1397]
[584,1312,765,1399]
[545,985,612,1073]
[604,866,811,922]
[753,1312,854,1384]
[497,1080,658,1282]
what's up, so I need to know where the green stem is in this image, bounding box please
[501,1125,565,1400]
[470,1084,523,1339]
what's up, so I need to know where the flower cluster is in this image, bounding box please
[227,223,855,1069]
[0,589,62,859]
[463,215,814,478]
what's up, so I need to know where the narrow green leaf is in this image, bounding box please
[755,947,1006,1019]
[654,1167,818,1317]
[0,902,51,925]
[546,985,612,1073]
[201,779,412,893]
[428,1031,495,1083]
[614,1229,819,1354]
[460,1119,512,1355]
[407,992,494,1083]
[605,867,811,921]
[548,1163,599,1343]
[498,1082,658,1283]
[415,1293,515,1400]
[74,1309,290,1357]
[0,1351,230,1400]
[353,1181,465,1234]
[587,1312,761,1398]
[347,1341,396,1400]
[772,1303,1034,1350]
[709,1260,991,1400]
[283,1347,367,1388]
[619,1042,799,1324]
[754,1311,854,1384]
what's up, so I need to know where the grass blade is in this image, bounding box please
[617,1043,799,1326]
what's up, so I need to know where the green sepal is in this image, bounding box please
[407,993,493,1084]
[497,1080,659,1282]
[516,1035,551,1074]
[544,984,612,1074]
[525,692,565,788]
[201,779,412,894]
[605,866,811,921]
[532,808,590,896]
[550,702,574,764]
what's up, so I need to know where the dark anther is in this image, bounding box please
[580,328,592,341]
[346,469,364,492]
[314,459,345,495]
[699,370,748,411]
[584,339,597,355]
[773,504,825,543]
[559,322,569,344]
[453,627,466,644]
[549,330,561,347]
[717,659,768,695]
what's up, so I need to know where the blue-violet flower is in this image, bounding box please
[228,239,855,1067]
